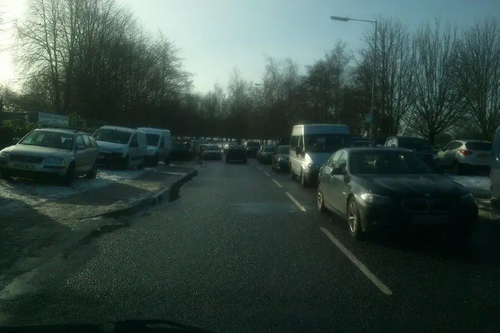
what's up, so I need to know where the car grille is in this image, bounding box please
[10,154,44,164]
[401,198,455,212]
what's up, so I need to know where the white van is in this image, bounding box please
[93,126,147,169]
[137,127,173,166]
[289,124,351,187]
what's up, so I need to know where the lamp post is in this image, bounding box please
[330,16,377,144]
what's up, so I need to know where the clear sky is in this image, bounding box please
[0,0,498,93]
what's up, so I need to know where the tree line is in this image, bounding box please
[0,1,499,145]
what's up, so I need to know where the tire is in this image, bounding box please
[137,158,145,170]
[60,163,75,186]
[290,166,296,180]
[119,156,129,170]
[347,197,364,240]
[153,154,159,167]
[86,163,97,179]
[0,169,11,180]
[300,170,308,187]
[317,183,326,213]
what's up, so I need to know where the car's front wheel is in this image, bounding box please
[60,163,75,186]
[347,197,364,240]
[86,163,98,179]
[317,183,326,213]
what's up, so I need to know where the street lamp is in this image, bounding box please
[330,15,377,143]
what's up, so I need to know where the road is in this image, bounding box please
[1,158,499,332]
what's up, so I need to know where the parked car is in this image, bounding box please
[201,144,222,160]
[257,145,275,164]
[317,147,478,241]
[223,142,237,154]
[170,142,193,161]
[244,141,261,158]
[435,140,492,174]
[93,126,147,170]
[137,127,173,166]
[226,145,247,164]
[289,123,351,187]
[0,128,99,185]
[385,136,435,166]
[271,145,290,172]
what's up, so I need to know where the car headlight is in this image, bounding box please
[0,151,10,160]
[44,157,65,166]
[359,193,392,205]
[459,193,475,203]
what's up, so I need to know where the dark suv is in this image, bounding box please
[244,141,261,158]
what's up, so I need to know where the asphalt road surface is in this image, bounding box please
[1,159,499,332]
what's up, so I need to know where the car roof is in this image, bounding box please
[35,128,79,135]
[99,126,136,133]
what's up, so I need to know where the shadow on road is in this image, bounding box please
[0,198,71,282]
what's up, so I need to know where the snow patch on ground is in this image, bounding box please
[0,169,144,215]
[449,175,491,197]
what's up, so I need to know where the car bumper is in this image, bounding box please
[356,198,478,233]
[97,152,126,167]
[202,152,222,160]
[274,160,289,170]
[0,161,67,177]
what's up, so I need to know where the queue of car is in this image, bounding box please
[0,125,175,186]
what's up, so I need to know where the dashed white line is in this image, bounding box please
[264,171,270,177]
[285,192,306,212]
[272,179,283,188]
[320,227,393,296]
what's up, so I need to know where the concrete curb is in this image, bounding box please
[100,168,199,219]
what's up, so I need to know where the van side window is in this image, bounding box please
[83,135,91,148]
[130,134,138,148]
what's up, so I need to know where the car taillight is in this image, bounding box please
[460,150,472,156]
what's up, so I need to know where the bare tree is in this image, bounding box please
[359,18,415,137]
[455,17,500,140]
[406,18,462,144]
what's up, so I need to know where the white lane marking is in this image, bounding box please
[320,227,393,296]
[272,179,283,188]
[264,171,270,177]
[285,192,306,212]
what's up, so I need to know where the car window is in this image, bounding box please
[349,151,433,174]
[19,131,74,150]
[130,134,138,148]
[336,151,347,172]
[76,135,85,148]
[465,141,491,151]
[385,138,393,146]
[89,136,97,148]
[83,135,91,148]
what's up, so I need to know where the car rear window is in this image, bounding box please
[465,142,491,151]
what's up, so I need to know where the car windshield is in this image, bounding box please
[146,134,160,146]
[94,129,131,144]
[305,134,350,153]
[398,138,431,150]
[19,131,74,150]
[264,147,274,152]
[349,151,434,174]
[465,141,491,151]
[277,146,289,154]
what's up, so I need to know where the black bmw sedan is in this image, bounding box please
[317,147,478,242]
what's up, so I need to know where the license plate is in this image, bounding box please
[412,215,448,224]
[13,163,35,170]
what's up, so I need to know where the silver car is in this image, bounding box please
[0,128,99,185]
